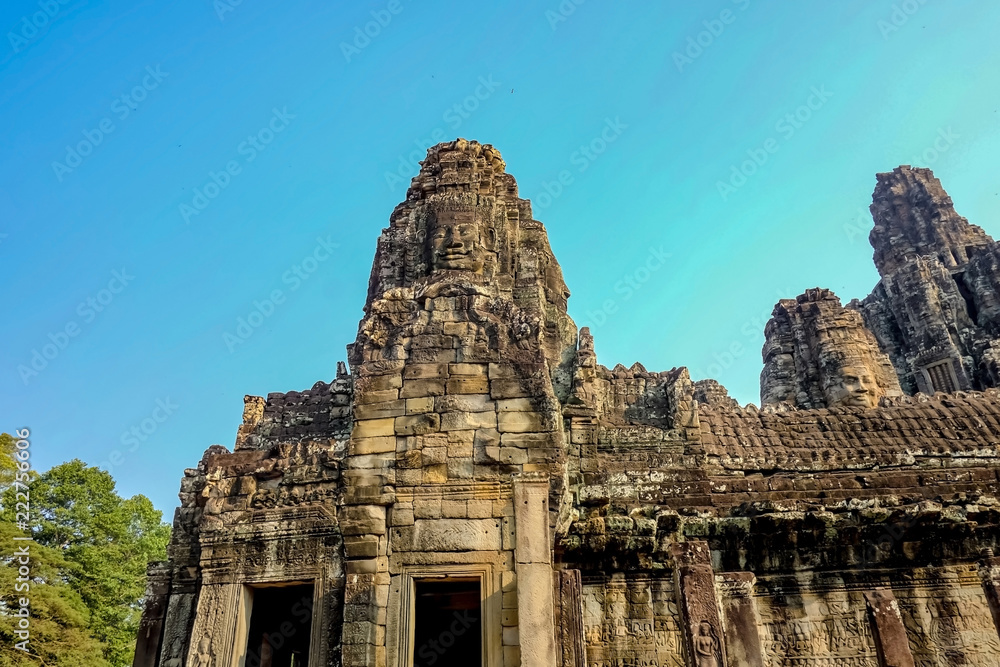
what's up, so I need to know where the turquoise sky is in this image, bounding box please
[4,0,1000,514]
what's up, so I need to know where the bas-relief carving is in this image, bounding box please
[694,621,720,667]
[582,579,684,667]
[756,589,879,667]
[895,583,1000,667]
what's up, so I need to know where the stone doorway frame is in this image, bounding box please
[230,578,324,667]
[392,562,501,667]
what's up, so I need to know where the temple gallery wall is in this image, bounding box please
[134,140,1000,667]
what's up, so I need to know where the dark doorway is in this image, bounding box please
[412,579,482,667]
[244,582,314,667]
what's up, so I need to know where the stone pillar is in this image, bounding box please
[717,572,764,667]
[185,582,243,667]
[132,562,171,667]
[514,477,557,667]
[553,569,585,667]
[978,554,1000,641]
[670,541,727,667]
[864,588,915,667]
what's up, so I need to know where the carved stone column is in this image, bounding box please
[185,581,243,667]
[132,562,171,667]
[864,588,915,667]
[514,477,557,667]
[553,569,585,667]
[716,572,764,667]
[670,541,727,667]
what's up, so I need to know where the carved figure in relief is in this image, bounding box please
[162,638,183,667]
[193,636,213,667]
[694,621,719,667]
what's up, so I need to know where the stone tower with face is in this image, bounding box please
[761,288,902,409]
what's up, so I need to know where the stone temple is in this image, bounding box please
[135,143,1000,667]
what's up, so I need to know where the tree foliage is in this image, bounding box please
[0,445,170,667]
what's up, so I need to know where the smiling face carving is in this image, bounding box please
[429,209,486,274]
[824,364,877,408]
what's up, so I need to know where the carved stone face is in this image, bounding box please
[824,364,877,408]
[430,210,485,273]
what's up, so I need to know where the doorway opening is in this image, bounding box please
[412,579,482,667]
[243,582,314,667]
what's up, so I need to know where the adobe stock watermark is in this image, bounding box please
[582,246,671,330]
[7,0,81,54]
[178,107,295,224]
[384,75,503,192]
[415,610,478,665]
[340,0,405,63]
[11,428,32,655]
[223,234,339,352]
[531,117,627,211]
[52,65,169,182]
[842,127,959,243]
[16,268,134,385]
[691,288,791,382]
[878,0,930,40]
[545,0,587,31]
[673,0,752,73]
[716,85,833,201]
[101,398,179,474]
[213,0,245,21]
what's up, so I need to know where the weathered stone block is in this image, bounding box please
[354,388,399,405]
[500,447,527,464]
[450,363,487,376]
[344,535,379,558]
[447,377,489,394]
[436,393,493,413]
[402,363,450,380]
[491,379,530,399]
[352,418,396,439]
[497,397,534,412]
[441,499,468,518]
[352,436,396,455]
[405,397,435,414]
[498,411,545,433]
[422,447,447,465]
[340,505,386,535]
[397,518,502,551]
[423,464,448,484]
[447,458,474,479]
[413,497,442,519]
[394,413,440,436]
[400,379,446,398]
[440,410,497,431]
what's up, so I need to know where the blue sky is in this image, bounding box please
[3,0,1000,515]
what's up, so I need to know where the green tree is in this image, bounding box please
[0,519,109,666]
[0,451,170,666]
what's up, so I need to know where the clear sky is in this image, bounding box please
[4,0,1000,515]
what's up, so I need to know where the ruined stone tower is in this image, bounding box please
[760,288,902,410]
[853,166,1000,394]
[136,148,1000,667]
